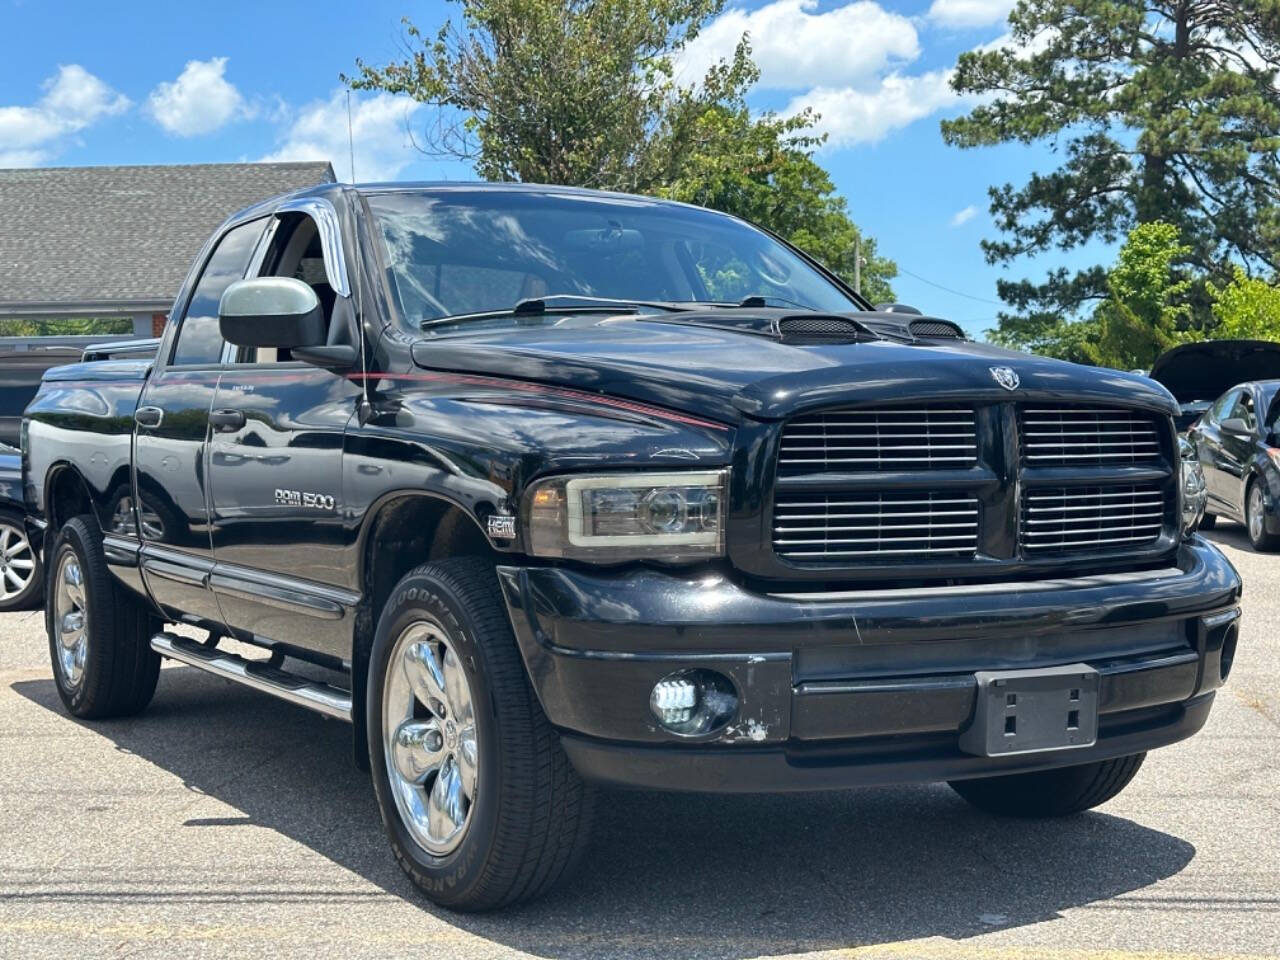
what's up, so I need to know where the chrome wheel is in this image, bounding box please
[0,521,36,602]
[52,549,88,689]
[1249,485,1265,542]
[110,495,164,540]
[382,620,479,857]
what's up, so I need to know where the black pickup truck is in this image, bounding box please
[23,183,1240,910]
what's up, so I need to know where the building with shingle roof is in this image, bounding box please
[0,161,335,340]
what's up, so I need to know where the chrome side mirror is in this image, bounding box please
[218,277,326,350]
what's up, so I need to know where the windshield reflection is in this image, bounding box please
[365,189,858,326]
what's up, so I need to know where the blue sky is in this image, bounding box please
[0,0,1107,337]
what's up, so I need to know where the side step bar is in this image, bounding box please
[150,632,352,722]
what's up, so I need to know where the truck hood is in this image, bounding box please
[409,313,1177,422]
[1149,339,1280,404]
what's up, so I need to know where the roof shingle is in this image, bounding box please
[0,161,335,308]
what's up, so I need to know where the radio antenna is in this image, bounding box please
[350,187,374,425]
[346,90,357,184]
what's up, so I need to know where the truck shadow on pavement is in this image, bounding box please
[13,668,1196,958]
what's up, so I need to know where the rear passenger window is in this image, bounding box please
[171,219,265,366]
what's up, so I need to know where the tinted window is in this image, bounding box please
[1260,383,1280,426]
[366,190,860,326]
[1232,391,1258,432]
[171,219,265,365]
[1210,390,1239,424]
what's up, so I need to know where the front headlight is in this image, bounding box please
[1179,439,1207,536]
[525,470,727,562]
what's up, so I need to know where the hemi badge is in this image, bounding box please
[487,514,517,540]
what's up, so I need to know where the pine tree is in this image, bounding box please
[943,1,1280,351]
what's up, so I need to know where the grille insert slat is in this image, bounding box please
[772,492,980,561]
[1021,485,1167,553]
[1020,407,1162,467]
[778,406,977,475]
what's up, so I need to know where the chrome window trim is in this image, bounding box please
[275,196,351,298]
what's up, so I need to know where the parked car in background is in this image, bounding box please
[0,440,41,610]
[1150,340,1280,432]
[0,346,82,446]
[1187,378,1280,550]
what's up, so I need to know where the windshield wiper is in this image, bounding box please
[513,294,694,314]
[736,294,815,310]
[421,294,693,328]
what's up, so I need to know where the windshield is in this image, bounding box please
[364,189,861,326]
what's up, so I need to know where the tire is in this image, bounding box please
[1245,480,1280,551]
[367,557,595,911]
[1198,513,1217,530]
[0,508,43,611]
[45,514,161,719]
[948,752,1146,818]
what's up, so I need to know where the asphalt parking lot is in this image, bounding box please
[1,528,1277,960]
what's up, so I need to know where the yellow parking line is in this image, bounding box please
[803,944,1277,960]
[1,919,1274,960]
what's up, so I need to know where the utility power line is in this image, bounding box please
[896,267,1005,307]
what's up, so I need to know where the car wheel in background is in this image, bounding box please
[1198,513,1216,530]
[948,753,1147,817]
[1246,481,1280,551]
[45,515,161,718]
[0,508,42,611]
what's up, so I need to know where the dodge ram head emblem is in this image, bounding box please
[990,366,1019,391]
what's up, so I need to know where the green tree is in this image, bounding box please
[944,1,1280,345]
[348,0,894,300]
[1082,222,1191,369]
[1206,268,1280,340]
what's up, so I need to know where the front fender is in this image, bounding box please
[343,385,735,557]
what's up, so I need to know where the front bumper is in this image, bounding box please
[496,536,1241,792]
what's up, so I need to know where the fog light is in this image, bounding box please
[651,677,697,726]
[649,669,737,736]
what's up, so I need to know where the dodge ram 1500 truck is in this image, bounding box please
[23,182,1241,911]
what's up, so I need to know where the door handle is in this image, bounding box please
[134,406,164,429]
[209,409,246,432]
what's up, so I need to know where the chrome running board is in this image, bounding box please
[150,632,352,722]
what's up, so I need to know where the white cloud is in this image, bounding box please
[678,0,919,90]
[950,204,978,226]
[0,149,49,168]
[147,57,252,136]
[785,68,963,146]
[0,64,129,164]
[926,0,1015,28]
[261,90,422,182]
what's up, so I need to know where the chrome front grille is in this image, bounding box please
[1021,485,1167,553]
[778,406,977,475]
[769,400,1175,574]
[772,491,980,560]
[1020,406,1161,466]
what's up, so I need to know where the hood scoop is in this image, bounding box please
[776,314,869,343]
[856,312,966,342]
[907,319,965,339]
[650,308,875,344]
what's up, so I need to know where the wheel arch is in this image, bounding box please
[43,463,98,538]
[349,489,501,770]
